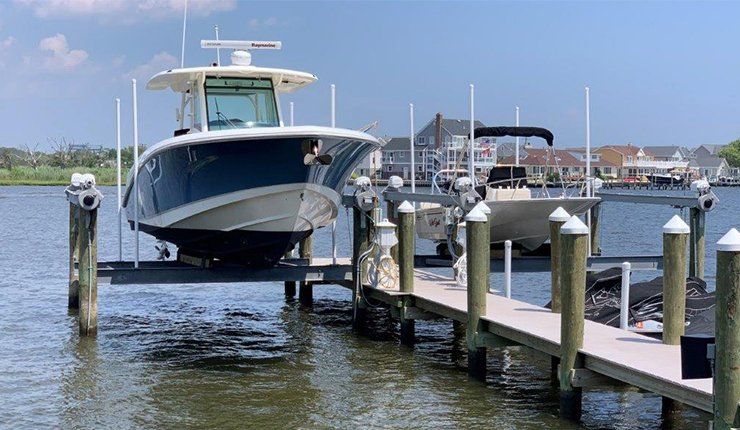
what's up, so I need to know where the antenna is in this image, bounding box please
[214,25,221,66]
[180,0,188,68]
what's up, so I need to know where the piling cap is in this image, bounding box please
[662,215,690,235]
[549,206,570,222]
[397,200,415,213]
[560,215,589,235]
[471,201,491,215]
[465,204,488,222]
[717,228,740,252]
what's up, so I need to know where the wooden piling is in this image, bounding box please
[397,201,415,345]
[283,251,296,298]
[386,199,399,263]
[558,215,589,420]
[714,228,740,430]
[589,202,601,256]
[465,203,490,380]
[77,208,98,336]
[689,207,705,279]
[68,203,80,309]
[299,235,313,305]
[662,215,690,345]
[548,207,570,313]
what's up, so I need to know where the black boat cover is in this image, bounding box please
[472,126,554,147]
[545,267,715,329]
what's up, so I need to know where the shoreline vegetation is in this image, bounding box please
[0,166,121,186]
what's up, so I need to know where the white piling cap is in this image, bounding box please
[717,228,740,252]
[560,215,589,235]
[549,206,570,222]
[662,215,690,235]
[465,204,488,222]
[397,200,415,213]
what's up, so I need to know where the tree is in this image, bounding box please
[0,148,13,170]
[718,139,740,168]
[49,137,74,168]
[22,143,43,170]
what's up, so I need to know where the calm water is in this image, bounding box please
[1,185,738,429]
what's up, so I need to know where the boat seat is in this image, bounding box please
[419,202,441,210]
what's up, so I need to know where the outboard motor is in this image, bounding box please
[691,178,719,212]
[453,177,481,212]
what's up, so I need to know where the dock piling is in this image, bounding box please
[77,207,98,336]
[589,202,601,255]
[689,207,706,279]
[465,203,490,380]
[662,215,690,345]
[558,215,589,420]
[283,251,296,298]
[714,228,740,430]
[68,204,80,309]
[299,235,313,305]
[549,207,570,314]
[397,201,415,345]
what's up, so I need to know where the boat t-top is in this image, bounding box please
[122,39,382,266]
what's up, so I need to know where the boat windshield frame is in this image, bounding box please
[203,76,280,131]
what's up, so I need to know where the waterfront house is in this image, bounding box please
[643,145,691,162]
[497,147,617,180]
[379,137,428,180]
[689,154,731,180]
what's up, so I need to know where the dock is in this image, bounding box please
[64,173,740,428]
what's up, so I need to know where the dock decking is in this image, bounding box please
[364,269,713,413]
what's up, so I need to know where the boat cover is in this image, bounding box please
[472,126,554,146]
[545,267,715,328]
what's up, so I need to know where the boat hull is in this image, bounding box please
[124,128,379,266]
[416,197,600,251]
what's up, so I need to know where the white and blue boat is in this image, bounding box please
[123,40,381,266]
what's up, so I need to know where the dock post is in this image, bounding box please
[465,203,490,380]
[662,215,690,345]
[397,201,415,346]
[299,235,313,305]
[68,203,80,309]
[77,206,98,336]
[558,215,589,420]
[549,207,570,313]
[689,207,706,279]
[548,207,570,385]
[589,202,601,255]
[283,251,296,299]
[714,228,740,430]
[384,178,402,263]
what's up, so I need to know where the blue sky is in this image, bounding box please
[0,0,738,150]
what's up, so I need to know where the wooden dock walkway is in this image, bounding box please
[363,269,714,413]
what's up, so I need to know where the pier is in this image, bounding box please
[65,173,739,427]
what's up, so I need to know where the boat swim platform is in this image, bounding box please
[364,269,713,413]
[96,259,711,412]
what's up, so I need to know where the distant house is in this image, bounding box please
[594,144,688,178]
[354,149,382,178]
[498,147,617,179]
[643,145,690,162]
[691,144,725,158]
[415,116,488,179]
[564,148,619,178]
[689,155,730,179]
[379,137,427,180]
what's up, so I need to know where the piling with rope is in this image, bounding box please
[558,215,589,420]
[714,228,740,430]
[466,202,490,380]
[397,200,415,345]
[65,173,103,336]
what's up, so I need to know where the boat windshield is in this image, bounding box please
[204,77,279,130]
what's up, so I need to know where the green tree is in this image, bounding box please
[719,139,740,168]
